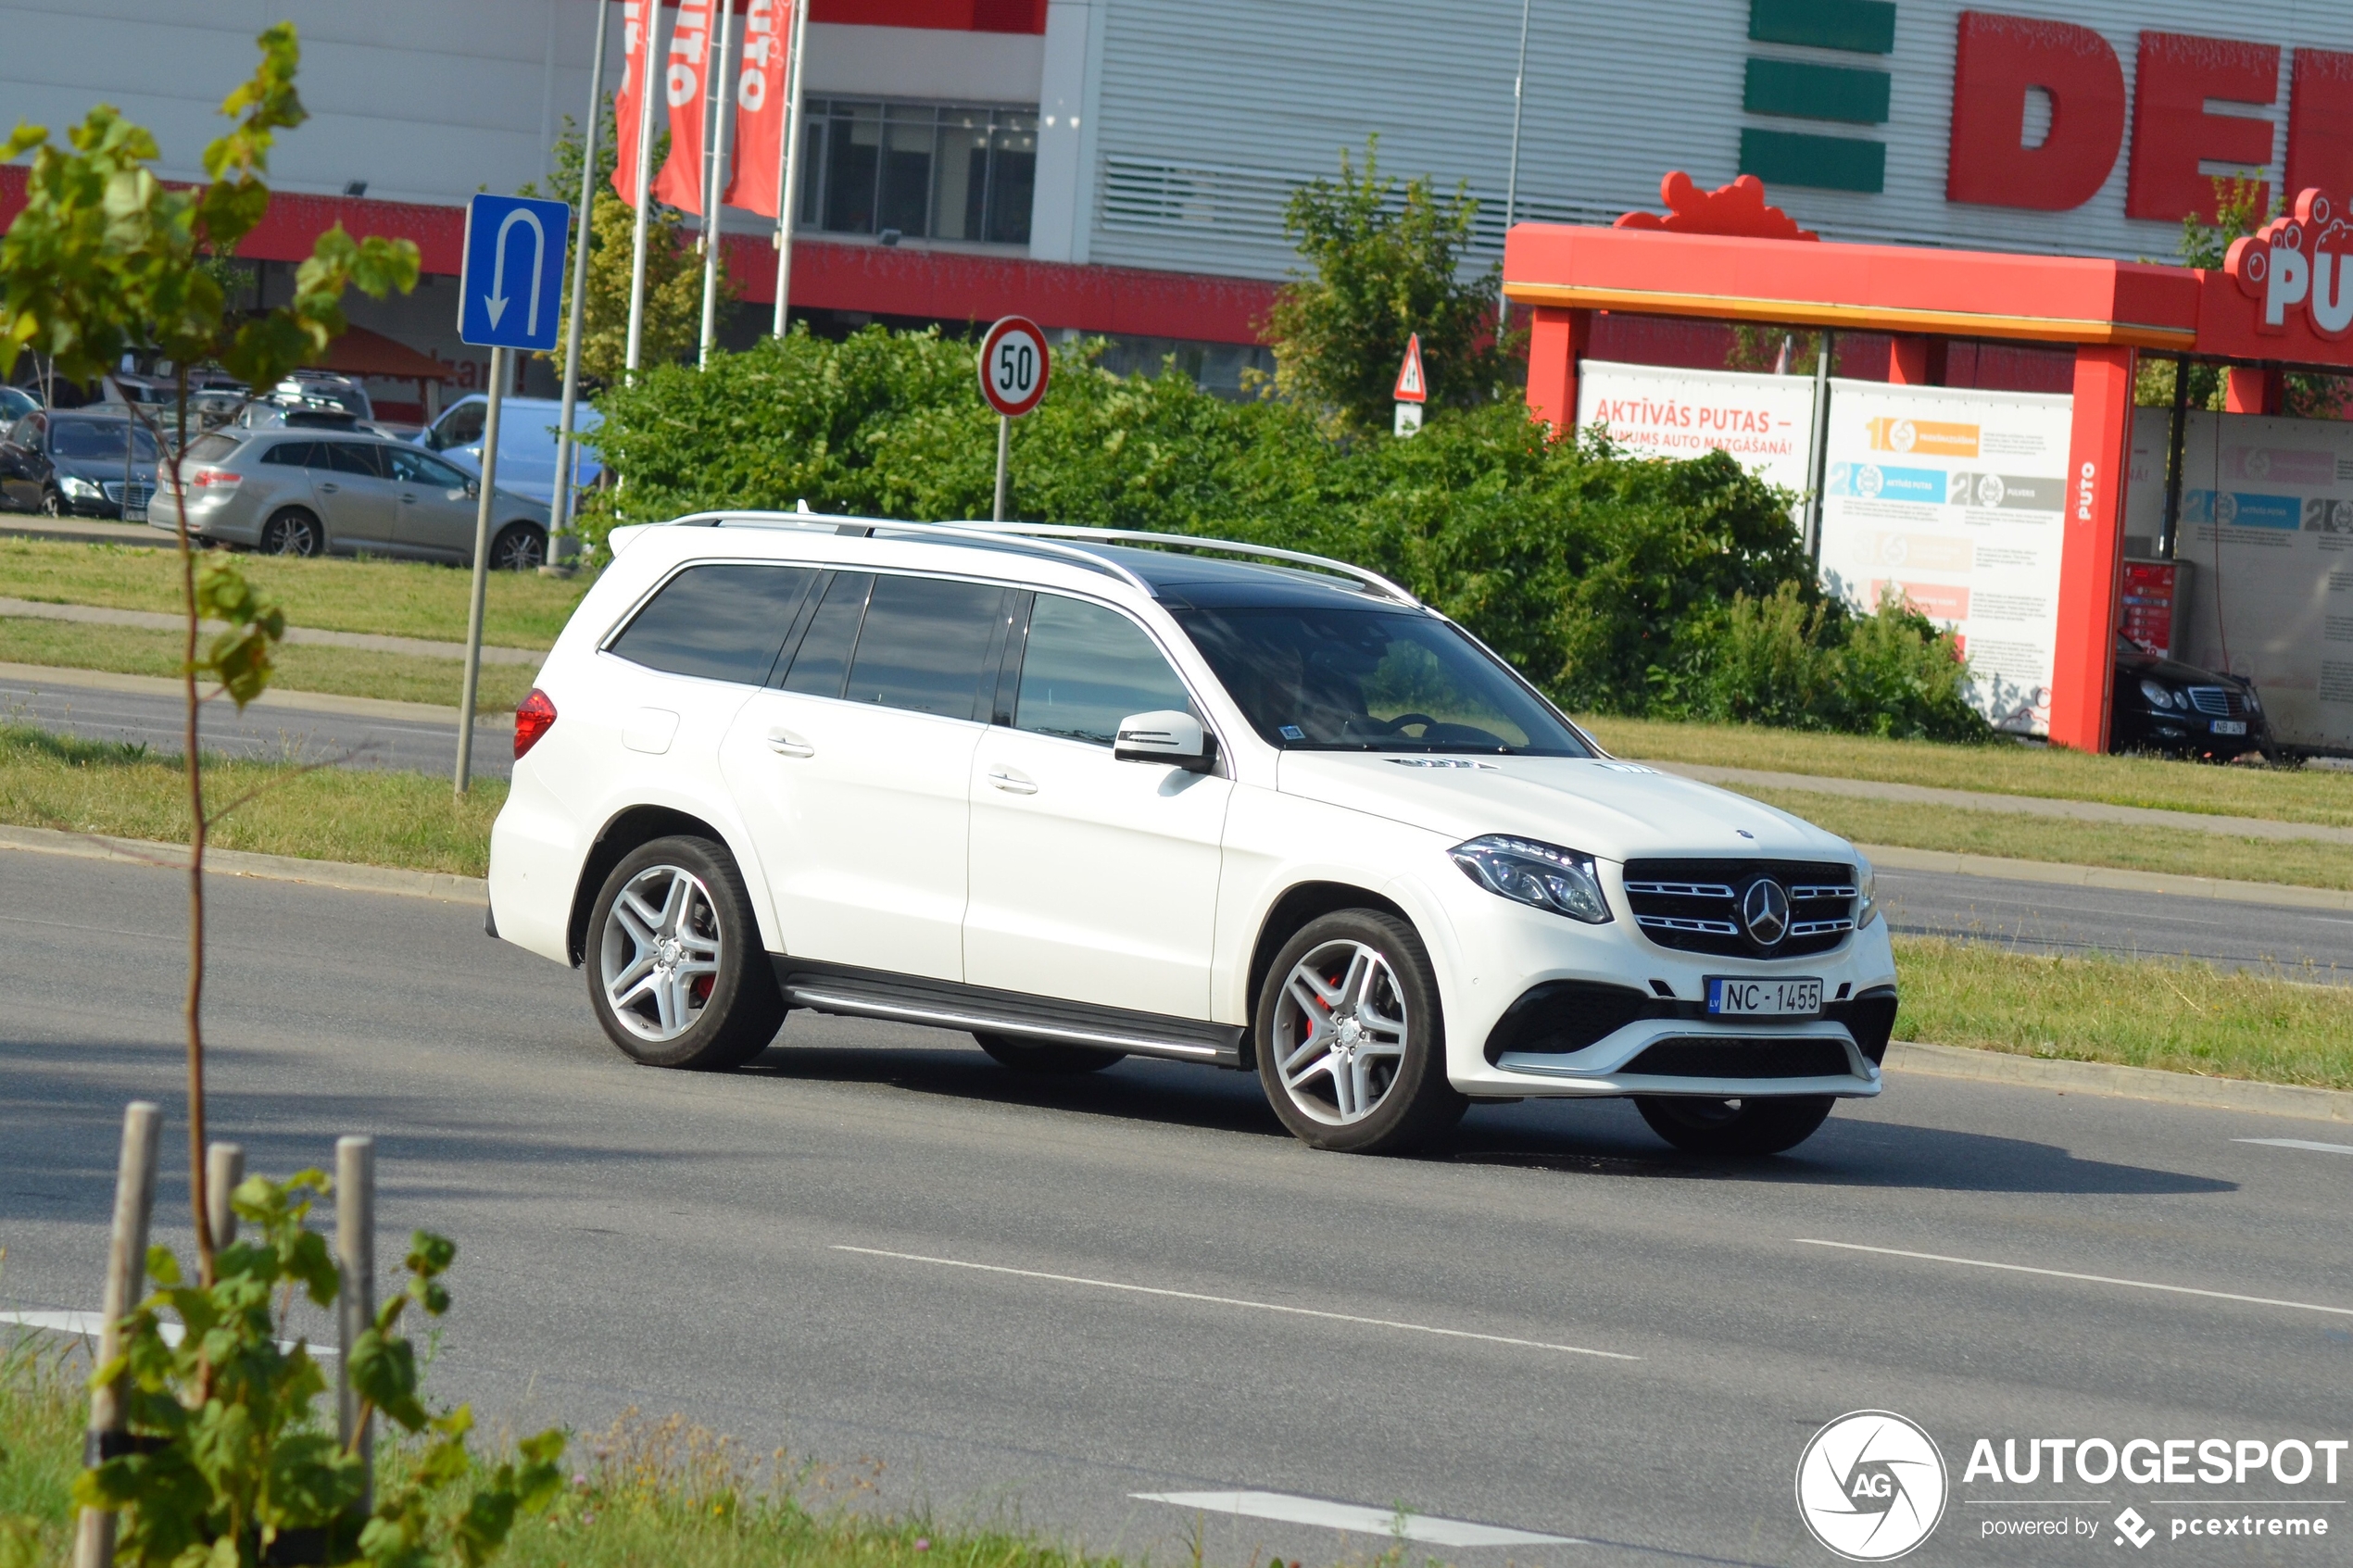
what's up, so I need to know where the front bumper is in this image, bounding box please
[1495,1014,1881,1098]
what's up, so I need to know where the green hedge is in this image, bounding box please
[584,328,1986,741]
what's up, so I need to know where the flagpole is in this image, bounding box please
[1496,0,1532,335]
[624,0,662,381]
[698,2,736,367]
[771,0,809,338]
[550,0,609,560]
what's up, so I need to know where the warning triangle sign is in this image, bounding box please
[1393,332,1428,403]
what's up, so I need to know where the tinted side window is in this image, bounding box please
[386,447,467,487]
[609,564,815,684]
[844,575,1008,720]
[325,442,386,477]
[1013,595,1193,746]
[259,441,318,467]
[779,572,874,696]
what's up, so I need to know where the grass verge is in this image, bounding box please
[0,537,589,648]
[0,724,503,877]
[0,1356,1122,1568]
[1892,935,2353,1090]
[0,616,538,712]
[1581,714,2353,829]
[1743,787,2353,892]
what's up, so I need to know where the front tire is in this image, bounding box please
[1635,1095,1833,1156]
[1253,910,1465,1154]
[585,835,783,1070]
[974,1033,1125,1074]
[490,521,547,571]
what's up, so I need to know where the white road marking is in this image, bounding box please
[2235,1136,2353,1156]
[832,1246,1638,1360]
[1133,1490,1580,1547]
[1797,1239,2353,1319]
[1,1308,333,1354]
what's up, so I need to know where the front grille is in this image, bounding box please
[2184,685,2248,718]
[1621,859,1859,958]
[1621,1037,1854,1079]
[101,481,156,508]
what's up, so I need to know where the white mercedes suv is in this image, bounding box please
[486,513,1898,1156]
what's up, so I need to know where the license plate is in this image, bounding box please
[2211,719,2246,735]
[124,508,147,523]
[1706,976,1823,1017]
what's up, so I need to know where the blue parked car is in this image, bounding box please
[416,395,602,508]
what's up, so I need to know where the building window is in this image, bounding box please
[800,99,1037,246]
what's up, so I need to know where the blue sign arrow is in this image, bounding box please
[459,194,572,351]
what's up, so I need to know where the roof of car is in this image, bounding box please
[1066,543,1405,610]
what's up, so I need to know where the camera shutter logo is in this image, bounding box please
[1794,1411,1947,1562]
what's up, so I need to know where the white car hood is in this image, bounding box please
[1276,752,1855,864]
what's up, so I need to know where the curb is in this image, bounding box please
[1857,843,2353,912]
[1885,1040,2352,1124]
[0,659,515,727]
[0,823,486,904]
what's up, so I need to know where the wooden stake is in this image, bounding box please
[74,1100,161,1568]
[336,1135,375,1510]
[207,1143,244,1253]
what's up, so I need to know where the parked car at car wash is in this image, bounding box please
[417,394,602,507]
[0,409,158,519]
[150,427,553,569]
[2111,633,2270,761]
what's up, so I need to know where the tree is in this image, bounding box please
[1267,138,1507,434]
[0,24,418,1288]
[522,109,711,382]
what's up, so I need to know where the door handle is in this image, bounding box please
[987,766,1038,795]
[319,482,340,493]
[765,726,814,758]
[399,492,417,502]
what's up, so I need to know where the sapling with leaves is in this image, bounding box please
[75,1171,565,1568]
[0,23,418,1288]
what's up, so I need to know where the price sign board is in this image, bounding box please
[978,315,1050,418]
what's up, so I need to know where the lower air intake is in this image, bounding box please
[1621,1038,1853,1079]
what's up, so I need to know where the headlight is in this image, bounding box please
[2137,679,2176,709]
[1450,835,1612,923]
[60,476,100,499]
[1856,854,1878,928]
[2242,686,2262,714]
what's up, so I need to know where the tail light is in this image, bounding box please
[184,466,240,490]
[514,688,557,759]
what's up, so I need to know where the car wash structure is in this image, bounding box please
[1504,173,2353,755]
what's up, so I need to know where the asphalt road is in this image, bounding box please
[5,849,2348,1567]
[0,667,512,780]
[9,665,2353,980]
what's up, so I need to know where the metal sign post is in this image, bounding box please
[976,314,1049,521]
[454,193,572,794]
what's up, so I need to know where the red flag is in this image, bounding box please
[653,0,714,214]
[724,0,792,214]
[610,0,656,206]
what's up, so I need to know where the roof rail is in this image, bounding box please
[661,508,1157,596]
[959,522,1422,607]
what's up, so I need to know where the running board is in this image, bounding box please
[773,959,1247,1067]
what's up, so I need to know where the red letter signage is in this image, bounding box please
[2125,31,2280,223]
[1947,12,2125,210]
[2287,49,2353,205]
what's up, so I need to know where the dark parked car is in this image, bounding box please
[0,385,38,423]
[0,409,159,519]
[2111,633,2269,759]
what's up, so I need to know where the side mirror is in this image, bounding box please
[464,478,480,498]
[1113,709,1215,773]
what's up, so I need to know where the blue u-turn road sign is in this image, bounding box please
[458,194,572,351]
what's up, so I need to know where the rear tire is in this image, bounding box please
[1634,1095,1833,1156]
[974,1033,1125,1074]
[585,835,783,1070]
[259,508,323,557]
[1253,909,1466,1154]
[490,521,547,571]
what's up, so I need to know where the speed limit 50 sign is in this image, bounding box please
[978,315,1050,418]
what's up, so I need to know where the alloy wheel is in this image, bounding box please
[1270,938,1410,1124]
[598,863,724,1042]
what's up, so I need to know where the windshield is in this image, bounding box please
[1171,604,1593,756]
[51,420,160,461]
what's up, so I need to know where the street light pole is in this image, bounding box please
[623,1,661,381]
[549,0,609,560]
[1496,0,1532,334]
[771,0,809,337]
[698,1,736,366]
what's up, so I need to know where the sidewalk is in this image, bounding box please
[0,659,514,728]
[0,595,545,665]
[0,516,169,547]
